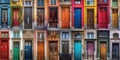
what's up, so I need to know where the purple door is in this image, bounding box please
[87,41,94,60]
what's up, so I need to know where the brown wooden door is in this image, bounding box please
[0,40,9,60]
[100,42,107,60]
[37,42,44,60]
[87,9,94,29]
[49,41,58,60]
[112,9,118,28]
[62,7,70,28]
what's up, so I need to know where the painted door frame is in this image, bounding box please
[12,40,21,60]
[35,30,46,60]
[98,40,108,60]
[110,40,120,60]
[23,39,33,60]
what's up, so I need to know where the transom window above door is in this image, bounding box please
[37,32,44,42]
[86,0,94,5]
[37,0,44,6]
[74,33,82,39]
[87,32,94,39]
[62,32,69,40]
[13,32,20,38]
[50,0,56,5]
[75,0,81,4]
[24,0,32,6]
[98,0,107,3]
[1,32,9,38]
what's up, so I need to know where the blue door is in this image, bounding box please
[24,41,32,60]
[112,43,119,60]
[74,8,82,28]
[74,41,82,60]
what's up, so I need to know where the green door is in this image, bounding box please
[13,42,20,60]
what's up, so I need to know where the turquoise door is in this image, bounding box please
[74,41,82,60]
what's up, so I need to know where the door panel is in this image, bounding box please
[74,8,82,28]
[74,41,82,60]
[13,9,19,26]
[62,7,70,28]
[87,9,94,29]
[13,42,20,60]
[37,42,44,60]
[100,42,107,60]
[24,8,32,29]
[112,43,119,60]
[112,9,118,28]
[87,41,94,60]
[0,40,9,60]
[49,41,58,60]
[98,7,107,28]
[24,41,32,60]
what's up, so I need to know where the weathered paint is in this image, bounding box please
[74,41,82,60]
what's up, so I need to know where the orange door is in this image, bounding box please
[37,42,44,60]
[100,42,107,60]
[62,7,70,28]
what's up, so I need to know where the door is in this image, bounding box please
[87,41,94,60]
[74,41,82,60]
[24,41,32,60]
[62,7,70,28]
[112,9,118,28]
[74,8,82,28]
[0,40,9,60]
[112,43,119,60]
[13,9,19,26]
[98,7,107,28]
[100,42,107,60]
[13,42,20,60]
[24,7,32,29]
[49,41,58,60]
[87,9,94,29]
[37,42,44,60]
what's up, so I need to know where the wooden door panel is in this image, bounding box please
[87,41,94,60]
[13,9,19,26]
[112,43,119,60]
[0,40,9,60]
[100,42,107,60]
[49,41,58,60]
[112,9,118,28]
[37,42,44,60]
[62,7,70,28]
[87,9,94,29]
[13,42,20,60]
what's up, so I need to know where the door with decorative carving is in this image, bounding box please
[87,9,94,29]
[49,41,58,60]
[0,40,9,60]
[100,42,107,60]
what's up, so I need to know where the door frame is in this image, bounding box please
[23,39,33,60]
[110,40,120,60]
[98,40,108,60]
[12,40,21,60]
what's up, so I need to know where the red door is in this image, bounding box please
[13,9,19,26]
[98,7,107,28]
[0,40,9,60]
